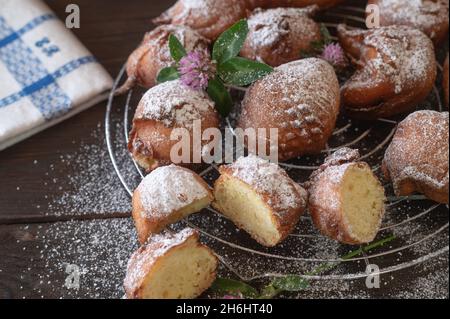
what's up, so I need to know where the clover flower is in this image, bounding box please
[179,50,215,90]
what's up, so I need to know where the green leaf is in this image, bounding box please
[156,67,179,83]
[213,19,249,64]
[210,278,258,298]
[218,57,273,86]
[271,275,310,292]
[169,34,187,62]
[258,285,281,299]
[207,77,233,117]
[320,23,332,44]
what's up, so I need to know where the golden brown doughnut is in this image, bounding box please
[338,24,437,119]
[306,148,386,245]
[128,80,220,171]
[124,228,218,299]
[132,165,214,244]
[153,0,247,41]
[240,6,322,67]
[247,0,344,9]
[444,54,449,107]
[213,155,309,247]
[382,111,449,204]
[238,58,340,161]
[367,0,449,45]
[117,25,209,94]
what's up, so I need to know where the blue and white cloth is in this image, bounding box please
[0,0,113,151]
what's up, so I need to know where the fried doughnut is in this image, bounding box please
[117,25,209,94]
[128,80,220,171]
[153,0,247,40]
[240,6,322,67]
[444,54,449,107]
[382,111,449,204]
[213,155,309,247]
[132,165,214,244]
[367,0,449,45]
[124,228,218,299]
[338,24,437,119]
[247,0,344,9]
[238,58,340,161]
[306,148,386,245]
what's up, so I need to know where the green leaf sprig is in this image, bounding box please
[211,235,396,299]
[157,20,273,117]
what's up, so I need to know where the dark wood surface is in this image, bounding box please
[0,0,448,299]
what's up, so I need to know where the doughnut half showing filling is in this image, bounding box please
[339,164,386,243]
[213,175,286,247]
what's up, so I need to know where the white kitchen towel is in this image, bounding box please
[0,0,113,151]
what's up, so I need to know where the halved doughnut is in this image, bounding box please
[124,228,218,299]
[132,165,214,244]
[213,155,308,247]
[307,148,386,245]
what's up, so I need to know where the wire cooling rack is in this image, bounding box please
[105,3,449,284]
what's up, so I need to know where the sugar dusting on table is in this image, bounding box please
[45,124,131,217]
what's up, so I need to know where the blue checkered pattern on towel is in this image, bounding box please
[0,15,97,120]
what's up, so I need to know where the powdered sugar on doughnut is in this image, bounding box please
[146,25,208,66]
[124,228,196,293]
[226,155,308,216]
[163,0,246,39]
[384,111,449,192]
[375,0,449,41]
[137,165,210,218]
[137,80,215,128]
[270,58,339,135]
[345,26,435,94]
[246,7,318,51]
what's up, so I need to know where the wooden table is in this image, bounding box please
[0,0,448,299]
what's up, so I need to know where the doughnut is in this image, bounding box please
[240,6,322,67]
[367,0,449,45]
[153,0,247,40]
[306,148,386,245]
[132,165,214,244]
[238,58,340,161]
[338,24,437,119]
[444,54,449,107]
[213,155,309,247]
[247,0,344,9]
[117,25,209,94]
[128,80,220,172]
[124,228,218,299]
[382,111,449,204]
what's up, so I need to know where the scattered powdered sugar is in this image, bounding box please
[345,26,435,94]
[124,228,196,295]
[137,165,210,218]
[45,124,131,218]
[383,111,449,193]
[23,218,138,299]
[137,80,215,129]
[376,0,449,41]
[226,155,308,215]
